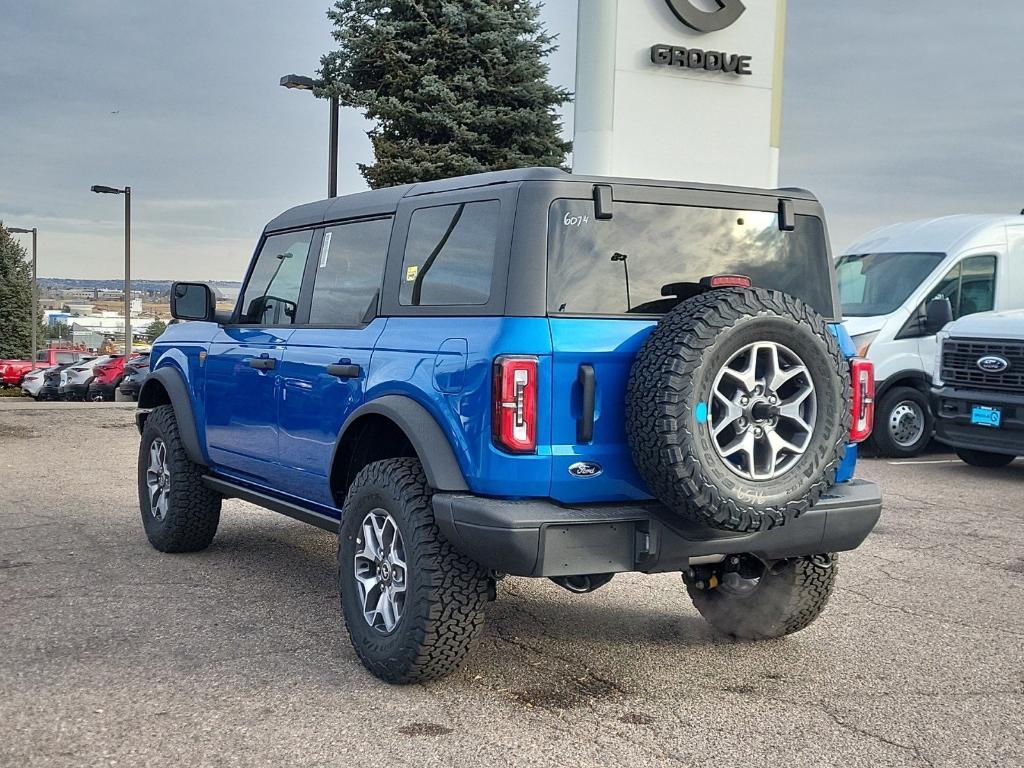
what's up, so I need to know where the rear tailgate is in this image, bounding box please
[548,317,656,503]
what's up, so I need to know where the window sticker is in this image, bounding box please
[318,231,332,269]
[406,265,419,282]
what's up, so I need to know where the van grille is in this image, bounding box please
[941,338,1024,393]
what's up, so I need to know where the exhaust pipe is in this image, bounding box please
[550,573,615,594]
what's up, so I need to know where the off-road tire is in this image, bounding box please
[956,448,1016,468]
[627,288,851,532]
[871,386,933,458]
[137,405,221,552]
[338,458,489,684]
[685,555,838,639]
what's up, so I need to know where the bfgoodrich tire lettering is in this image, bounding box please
[626,288,851,532]
[137,405,221,552]
[338,458,489,684]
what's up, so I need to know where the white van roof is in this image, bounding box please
[842,215,1022,257]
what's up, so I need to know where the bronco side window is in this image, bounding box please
[399,200,500,306]
[238,230,313,324]
[309,218,392,325]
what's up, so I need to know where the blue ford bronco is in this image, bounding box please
[136,168,881,683]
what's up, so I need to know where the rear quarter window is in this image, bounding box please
[399,200,500,306]
[547,200,835,318]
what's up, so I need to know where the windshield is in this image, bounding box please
[836,252,945,316]
[547,200,835,317]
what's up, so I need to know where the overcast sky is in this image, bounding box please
[2,1,1021,280]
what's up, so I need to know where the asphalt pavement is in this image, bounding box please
[1,400,1022,767]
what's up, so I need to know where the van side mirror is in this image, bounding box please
[925,297,953,335]
[170,282,215,321]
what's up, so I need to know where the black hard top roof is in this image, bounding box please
[264,167,816,233]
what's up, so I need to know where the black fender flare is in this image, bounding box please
[333,395,469,492]
[137,367,206,466]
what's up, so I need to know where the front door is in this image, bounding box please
[277,217,393,506]
[205,229,314,483]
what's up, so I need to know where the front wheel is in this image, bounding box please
[684,554,838,639]
[137,405,221,552]
[872,386,933,458]
[956,448,1016,468]
[339,458,489,684]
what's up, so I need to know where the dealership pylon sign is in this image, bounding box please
[573,0,787,188]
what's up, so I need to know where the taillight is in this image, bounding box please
[850,357,875,443]
[492,356,538,453]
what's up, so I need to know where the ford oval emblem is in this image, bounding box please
[977,355,1009,373]
[568,461,603,478]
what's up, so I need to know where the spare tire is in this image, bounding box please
[626,288,851,532]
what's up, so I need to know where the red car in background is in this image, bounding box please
[0,348,88,388]
[86,353,149,401]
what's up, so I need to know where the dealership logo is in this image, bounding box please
[977,355,1009,373]
[664,0,746,33]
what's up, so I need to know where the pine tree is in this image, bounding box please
[319,0,572,188]
[146,318,168,342]
[0,225,39,359]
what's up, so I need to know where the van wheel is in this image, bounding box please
[684,554,838,639]
[338,458,489,684]
[137,405,221,552]
[872,386,933,458]
[956,449,1015,468]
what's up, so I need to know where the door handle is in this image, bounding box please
[327,363,361,379]
[248,357,276,370]
[577,364,596,443]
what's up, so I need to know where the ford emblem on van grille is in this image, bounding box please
[568,461,603,478]
[977,355,1010,373]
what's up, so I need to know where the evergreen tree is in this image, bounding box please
[146,318,168,342]
[0,225,39,359]
[319,0,572,188]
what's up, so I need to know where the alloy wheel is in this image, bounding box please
[353,509,407,634]
[145,438,171,521]
[708,341,817,481]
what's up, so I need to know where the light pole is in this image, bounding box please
[91,185,132,356]
[280,74,339,198]
[8,227,38,366]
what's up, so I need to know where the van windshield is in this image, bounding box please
[547,200,835,318]
[836,252,945,316]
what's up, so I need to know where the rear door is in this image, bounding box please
[205,229,314,482]
[544,188,837,503]
[276,217,393,506]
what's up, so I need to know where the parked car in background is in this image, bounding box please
[62,355,116,401]
[88,353,149,402]
[118,358,150,401]
[38,363,78,401]
[0,347,89,388]
[838,215,1024,457]
[57,356,97,400]
[20,367,52,399]
[932,306,1024,467]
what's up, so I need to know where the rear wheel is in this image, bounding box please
[684,554,838,639]
[956,448,1015,468]
[338,458,489,684]
[871,386,932,458]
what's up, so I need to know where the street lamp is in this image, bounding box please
[90,184,132,357]
[8,227,38,367]
[280,74,339,198]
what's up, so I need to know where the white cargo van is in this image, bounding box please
[837,215,1024,456]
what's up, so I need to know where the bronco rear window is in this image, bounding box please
[547,200,835,318]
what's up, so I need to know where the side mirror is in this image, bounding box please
[925,297,953,335]
[170,282,215,321]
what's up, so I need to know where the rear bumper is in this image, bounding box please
[433,479,882,577]
[88,382,117,399]
[932,386,1024,456]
